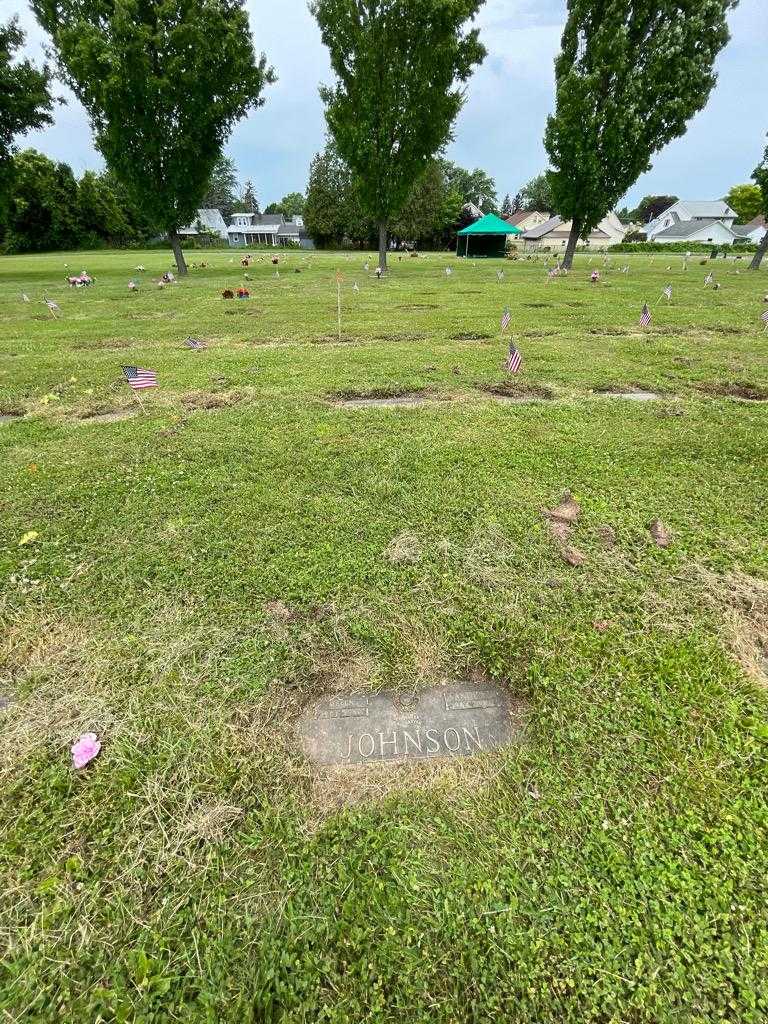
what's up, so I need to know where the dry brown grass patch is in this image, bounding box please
[697,567,768,686]
[181,390,245,411]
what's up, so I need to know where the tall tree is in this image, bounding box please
[311,0,485,271]
[391,160,460,247]
[237,180,260,215]
[631,195,678,224]
[725,183,762,224]
[264,192,306,218]
[202,154,240,221]
[32,0,274,274]
[519,173,553,213]
[749,137,767,271]
[0,18,55,230]
[501,193,513,217]
[545,0,736,269]
[440,160,497,212]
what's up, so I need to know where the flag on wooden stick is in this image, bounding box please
[500,307,511,333]
[122,366,158,389]
[639,303,651,327]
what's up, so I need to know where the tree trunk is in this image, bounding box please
[378,222,388,272]
[561,217,582,270]
[168,229,188,276]
[749,229,768,270]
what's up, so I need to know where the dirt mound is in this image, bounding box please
[697,382,768,402]
[480,382,555,401]
[181,390,245,411]
[451,331,491,341]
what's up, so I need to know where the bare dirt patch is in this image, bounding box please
[588,326,630,336]
[314,334,360,345]
[522,302,554,309]
[374,332,428,342]
[75,408,138,424]
[332,387,433,409]
[397,303,438,310]
[593,385,665,401]
[480,382,555,402]
[451,331,492,341]
[72,338,134,350]
[0,404,25,423]
[696,382,768,402]
[181,390,245,411]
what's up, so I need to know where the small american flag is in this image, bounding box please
[353,281,359,293]
[185,337,206,350]
[639,303,651,327]
[445,267,452,277]
[122,365,158,390]
[22,293,30,303]
[505,340,522,374]
[43,298,60,318]
[704,272,713,286]
[663,285,672,301]
[500,307,511,332]
[497,269,504,282]
[761,308,768,327]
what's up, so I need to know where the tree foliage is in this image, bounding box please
[440,161,497,212]
[202,154,239,221]
[749,135,768,270]
[0,18,55,162]
[545,0,736,267]
[631,195,678,224]
[1,148,148,252]
[725,183,762,224]
[310,0,485,269]
[234,180,260,215]
[519,173,553,213]
[32,0,274,272]
[303,143,373,248]
[264,192,306,218]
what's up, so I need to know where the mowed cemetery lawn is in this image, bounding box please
[1,247,767,1022]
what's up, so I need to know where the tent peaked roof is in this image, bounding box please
[458,213,522,235]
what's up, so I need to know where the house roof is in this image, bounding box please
[505,210,549,227]
[683,200,735,219]
[522,215,563,239]
[653,218,736,239]
[458,213,522,236]
[743,214,766,230]
[732,225,753,237]
[178,208,227,235]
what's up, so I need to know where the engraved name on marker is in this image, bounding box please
[297,683,525,767]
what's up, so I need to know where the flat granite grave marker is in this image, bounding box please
[297,682,525,767]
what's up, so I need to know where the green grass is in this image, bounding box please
[1,247,767,1022]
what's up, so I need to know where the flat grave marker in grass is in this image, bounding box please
[297,683,526,766]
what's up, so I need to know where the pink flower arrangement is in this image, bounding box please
[71,732,101,769]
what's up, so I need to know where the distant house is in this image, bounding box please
[651,219,739,246]
[178,208,228,242]
[733,214,766,244]
[227,213,313,248]
[643,200,737,243]
[522,211,626,249]
[504,210,550,233]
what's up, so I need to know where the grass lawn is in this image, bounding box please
[1,246,767,1022]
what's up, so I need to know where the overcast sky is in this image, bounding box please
[6,0,765,209]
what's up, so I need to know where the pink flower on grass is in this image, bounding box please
[71,733,101,769]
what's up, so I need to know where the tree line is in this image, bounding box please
[2,0,766,273]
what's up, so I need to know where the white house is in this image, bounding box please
[650,219,739,246]
[178,208,228,242]
[644,200,737,243]
[227,213,312,248]
[522,211,626,249]
[733,214,766,244]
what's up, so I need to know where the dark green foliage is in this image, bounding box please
[440,160,497,212]
[501,193,512,216]
[725,184,762,224]
[519,172,553,213]
[264,192,306,218]
[632,195,679,224]
[391,161,462,248]
[304,143,374,249]
[2,149,150,253]
[202,155,240,222]
[0,17,55,162]
[234,179,260,215]
[545,0,736,267]
[749,137,767,269]
[310,0,486,269]
[31,0,274,271]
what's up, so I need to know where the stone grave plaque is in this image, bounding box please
[297,683,524,767]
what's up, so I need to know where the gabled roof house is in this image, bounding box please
[644,200,737,243]
[522,211,626,249]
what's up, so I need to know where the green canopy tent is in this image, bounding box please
[456,213,522,258]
